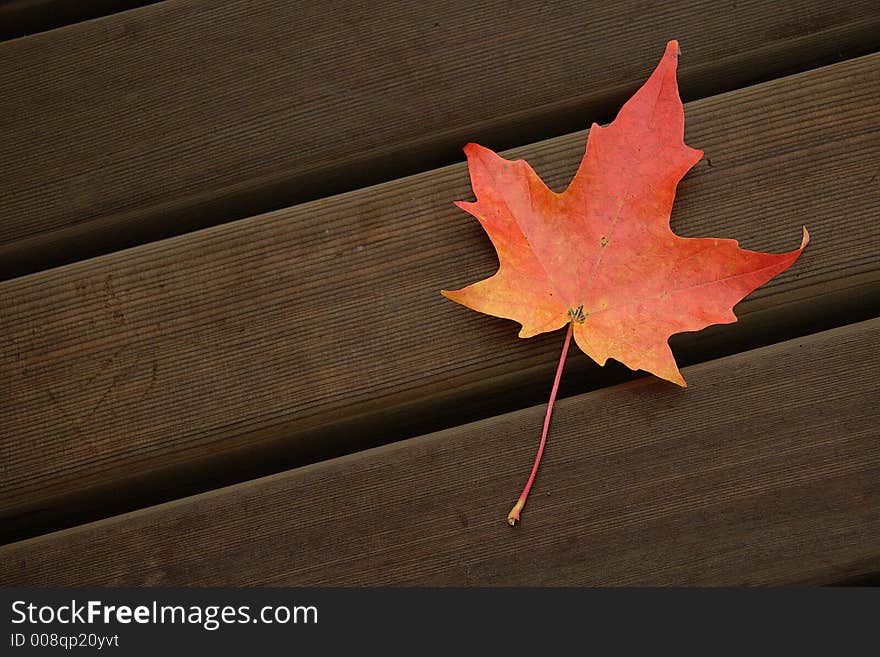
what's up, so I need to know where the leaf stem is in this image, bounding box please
[507,322,573,526]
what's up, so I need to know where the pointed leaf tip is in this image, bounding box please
[463,142,492,157]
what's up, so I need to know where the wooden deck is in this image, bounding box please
[0,1,878,586]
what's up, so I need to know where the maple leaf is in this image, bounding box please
[442,40,807,386]
[440,40,808,524]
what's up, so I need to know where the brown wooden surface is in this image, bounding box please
[2,320,877,586]
[0,0,158,41]
[0,0,877,279]
[1,54,878,543]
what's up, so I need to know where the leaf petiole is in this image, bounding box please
[507,322,573,526]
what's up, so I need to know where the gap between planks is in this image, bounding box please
[0,1,161,41]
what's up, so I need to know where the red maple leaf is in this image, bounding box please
[441,41,808,524]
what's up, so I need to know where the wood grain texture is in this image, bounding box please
[0,0,877,278]
[2,320,877,586]
[0,1,159,41]
[1,55,878,543]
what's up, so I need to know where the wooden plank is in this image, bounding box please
[0,1,158,41]
[2,320,877,586]
[1,55,878,543]
[0,0,877,278]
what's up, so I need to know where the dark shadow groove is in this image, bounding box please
[0,0,163,41]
